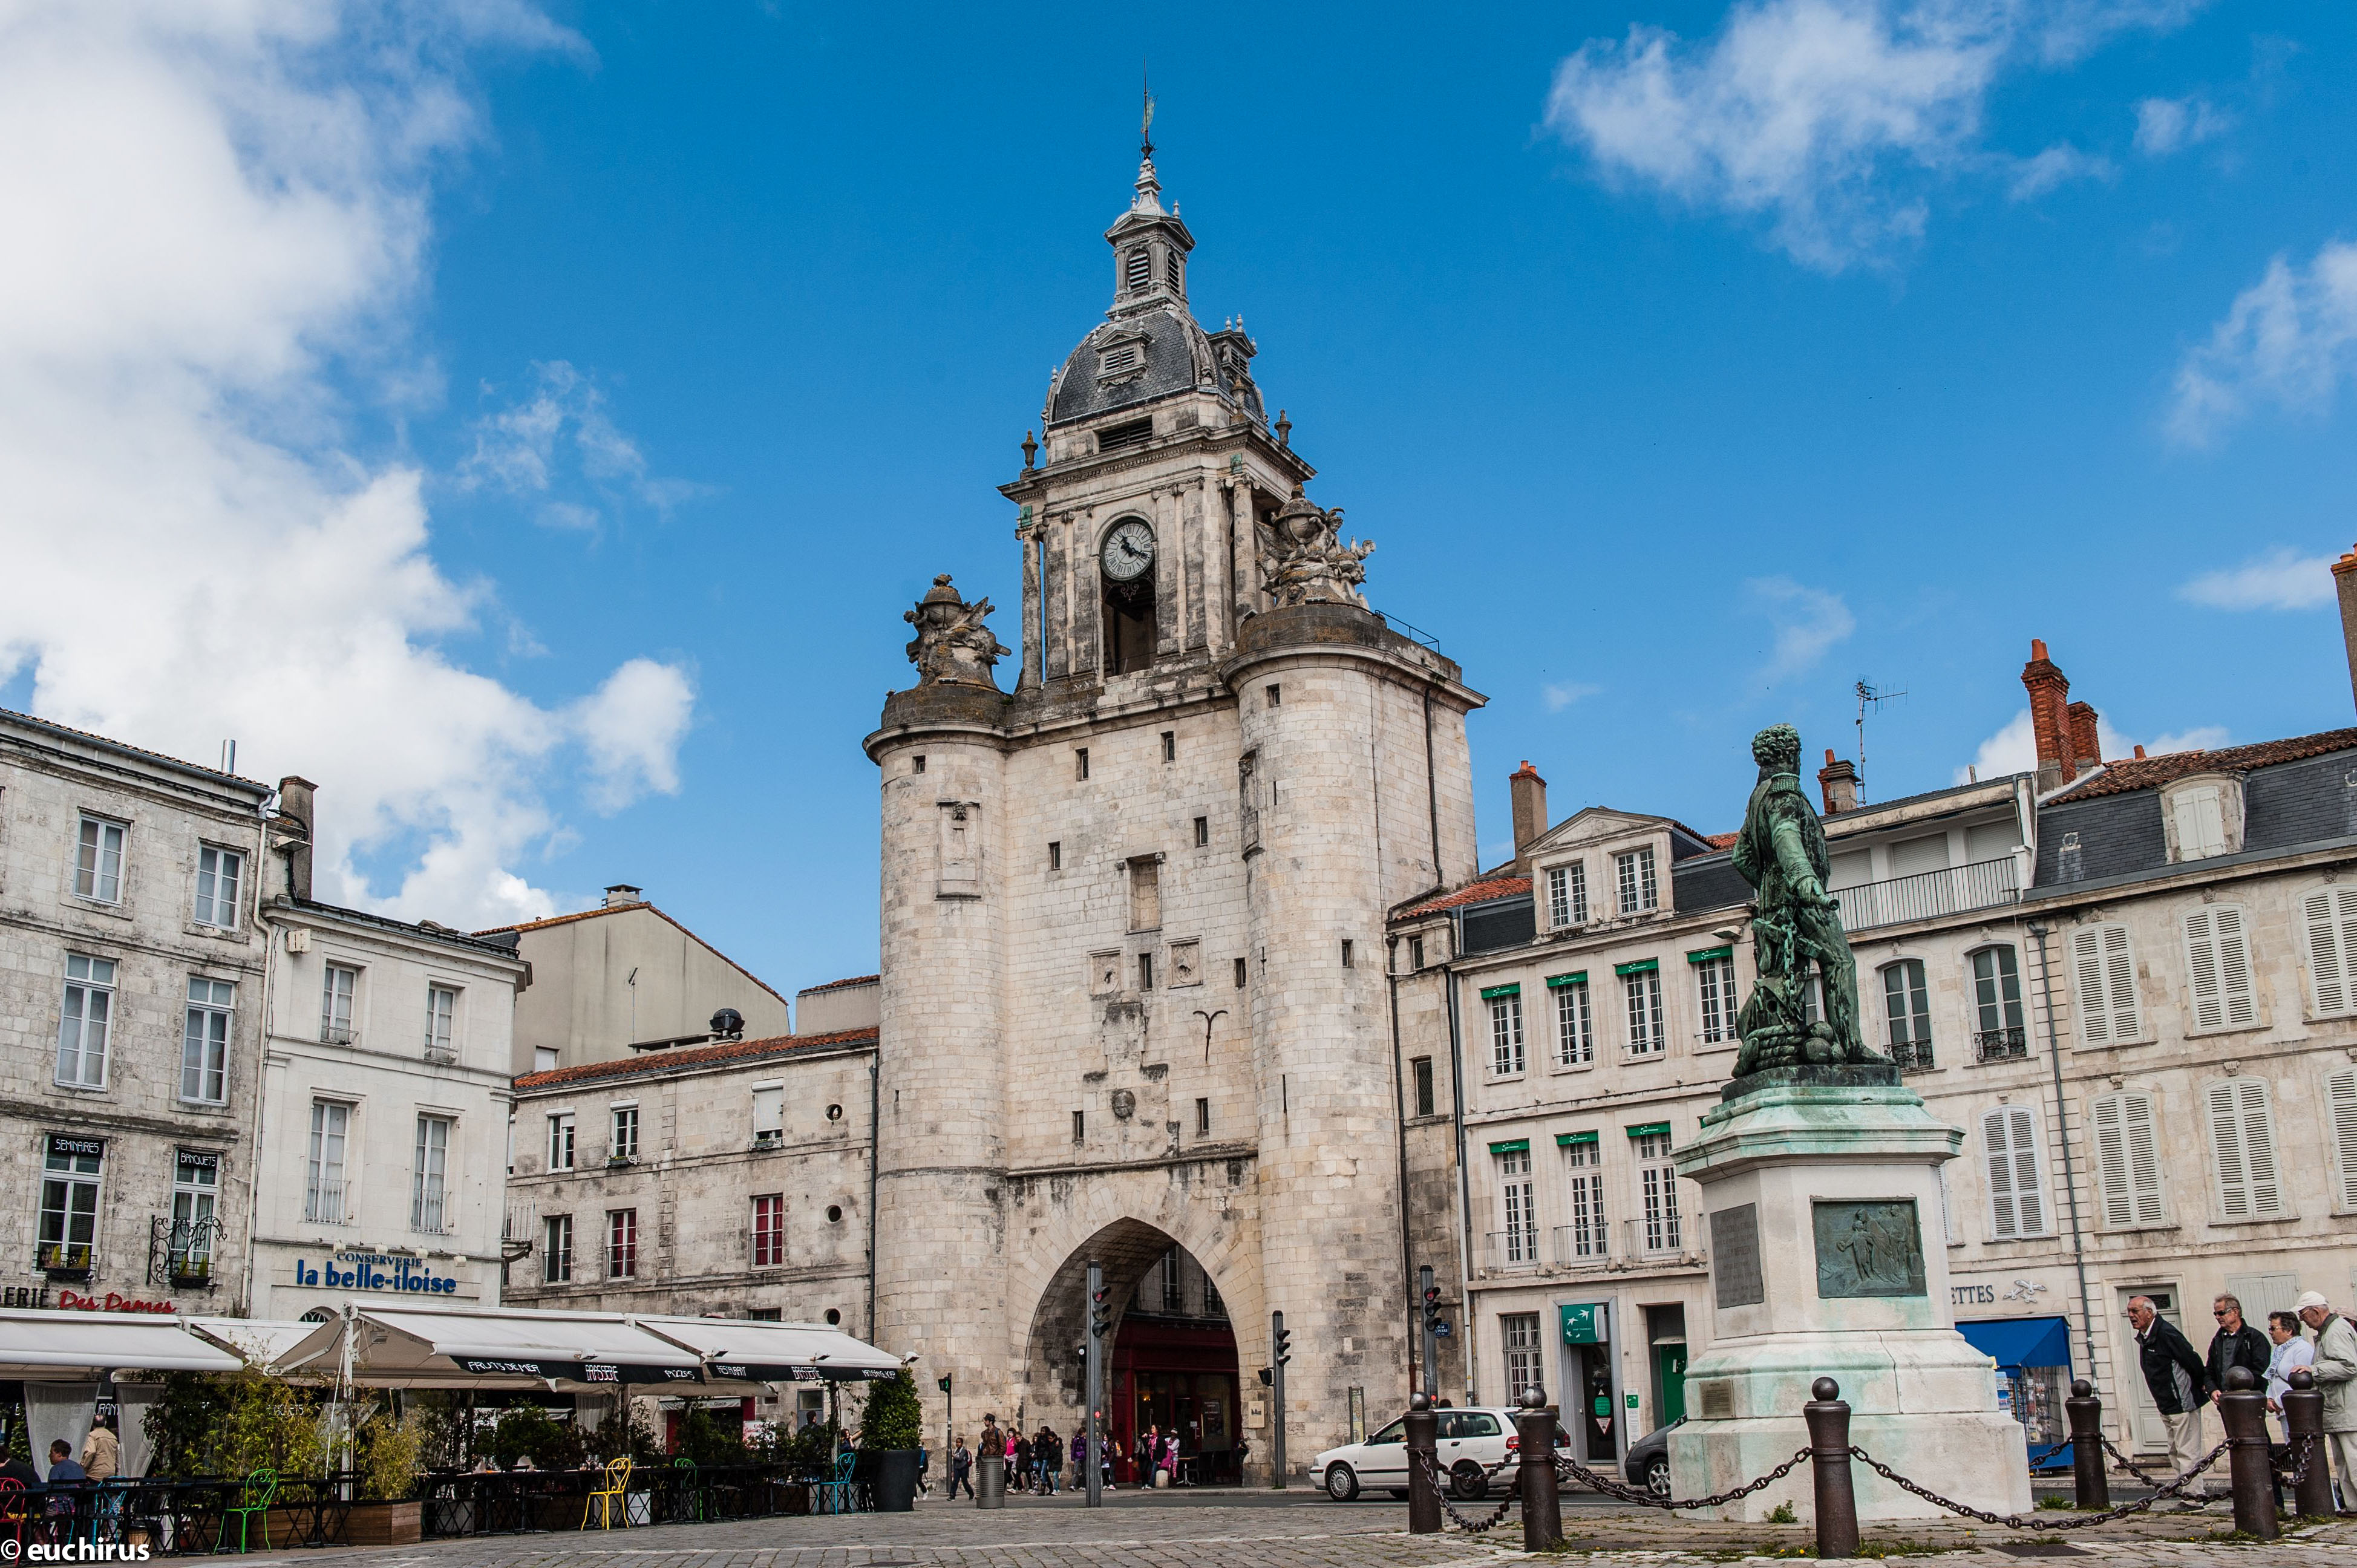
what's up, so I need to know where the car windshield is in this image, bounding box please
[1367,1419,1404,1445]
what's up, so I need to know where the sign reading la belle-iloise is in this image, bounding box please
[295,1250,460,1294]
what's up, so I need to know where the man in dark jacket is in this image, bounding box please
[2206,1293,2271,1407]
[2130,1295,2211,1497]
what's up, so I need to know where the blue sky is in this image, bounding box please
[4,1,2355,1003]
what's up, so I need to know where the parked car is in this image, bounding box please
[1622,1416,1682,1498]
[1314,1408,1569,1502]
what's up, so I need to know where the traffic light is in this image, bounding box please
[1423,1284,1441,1328]
[937,1374,953,1394]
[1090,1282,1114,1339]
[1273,1321,1292,1366]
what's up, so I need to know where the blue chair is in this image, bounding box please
[811,1451,857,1515]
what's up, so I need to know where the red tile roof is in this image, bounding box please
[2048,727,2357,802]
[514,1027,878,1090]
[1703,832,1739,850]
[474,901,789,1005]
[797,974,879,995]
[1393,875,1532,920]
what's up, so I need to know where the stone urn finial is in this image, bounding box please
[1258,485,1375,610]
[903,574,1010,689]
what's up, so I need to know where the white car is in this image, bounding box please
[1315,1407,1540,1501]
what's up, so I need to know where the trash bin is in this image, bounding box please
[976,1453,1005,1509]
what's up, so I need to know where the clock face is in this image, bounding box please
[1100,519,1156,582]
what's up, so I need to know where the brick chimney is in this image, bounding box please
[1508,762,1549,874]
[276,776,316,902]
[2021,638,2075,792]
[2066,701,2102,777]
[1817,749,1859,815]
[2334,544,2357,716]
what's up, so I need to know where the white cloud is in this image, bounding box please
[0,1,693,930]
[460,359,707,526]
[2170,240,2357,445]
[2179,546,2338,611]
[1544,0,2203,271]
[2133,94,2232,155]
[2005,143,2113,201]
[1747,576,1855,679]
[1542,681,1602,712]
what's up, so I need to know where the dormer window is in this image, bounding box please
[2160,773,2244,864]
[1101,342,1142,376]
[1125,248,1152,290]
[1615,846,1659,915]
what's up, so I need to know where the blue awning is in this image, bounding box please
[1957,1315,2070,1371]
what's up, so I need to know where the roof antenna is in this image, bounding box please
[1855,678,1908,802]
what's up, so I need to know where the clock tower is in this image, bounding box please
[865,137,1485,1482]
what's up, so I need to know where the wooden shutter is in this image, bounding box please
[2091,1094,2133,1228]
[2307,887,2357,1017]
[2093,1092,2165,1227]
[2073,924,2139,1043]
[2208,1077,2284,1220]
[2182,908,2257,1031]
[1983,1107,2041,1239]
[2332,1069,2357,1212]
[2073,927,2110,1042]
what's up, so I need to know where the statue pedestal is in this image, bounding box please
[1667,1074,2030,1521]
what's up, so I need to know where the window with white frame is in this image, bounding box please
[56,955,116,1089]
[1633,1129,1681,1253]
[1623,965,1664,1055]
[2090,1090,2165,1227]
[1561,1136,1607,1258]
[2328,1069,2357,1213]
[193,846,242,928]
[306,1101,350,1223]
[320,964,357,1043]
[609,1104,639,1161]
[1615,846,1659,915]
[171,1149,220,1273]
[411,1115,451,1233]
[607,1208,638,1279]
[1502,1312,1543,1399]
[2205,1077,2284,1220]
[1970,946,2025,1056]
[424,985,457,1057]
[1553,976,1594,1066]
[543,1214,574,1282]
[2183,906,2257,1031]
[1981,1105,2048,1240]
[1878,959,1934,1070]
[180,977,234,1103]
[74,817,125,903]
[546,1113,575,1171]
[2304,886,2357,1017]
[1488,989,1525,1076]
[751,1194,785,1268]
[752,1083,785,1146]
[37,1137,102,1273]
[2071,924,2142,1044]
[1546,863,1588,927]
[1496,1146,1536,1265]
[1694,952,1738,1045]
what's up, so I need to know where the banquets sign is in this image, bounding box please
[295,1252,460,1294]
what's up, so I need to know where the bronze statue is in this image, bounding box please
[903,574,1010,688]
[1730,722,1878,1076]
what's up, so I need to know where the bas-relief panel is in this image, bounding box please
[1812,1200,1926,1300]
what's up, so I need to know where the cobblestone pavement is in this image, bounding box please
[234,1492,2357,1567]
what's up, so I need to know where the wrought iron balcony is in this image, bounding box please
[319,1023,357,1045]
[1835,856,2019,933]
[1889,1040,1937,1073]
[304,1180,355,1226]
[149,1214,222,1288]
[36,1241,92,1281]
[1975,1027,2030,1062]
[1623,1217,1687,1260]
[1482,1229,1543,1272]
[1551,1224,1610,1266]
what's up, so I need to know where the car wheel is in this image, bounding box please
[1646,1456,1671,1499]
[1448,1459,1488,1501]
[1324,1463,1360,1502]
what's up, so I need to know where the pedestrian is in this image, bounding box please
[78,1414,117,1483]
[1013,1429,1033,1493]
[2128,1295,2210,1499]
[44,1439,83,1539]
[1155,1428,1175,1488]
[1133,1424,1156,1488]
[1034,1425,1058,1494]
[2207,1293,2272,1410]
[949,1436,973,1500]
[917,1442,931,1497]
[2297,1290,2357,1510]
[2266,1312,2315,1437]
[1096,1414,1116,1490]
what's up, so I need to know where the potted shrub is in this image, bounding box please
[858,1372,923,1512]
[347,1405,424,1544]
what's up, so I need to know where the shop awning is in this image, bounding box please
[1957,1315,2071,1371]
[632,1316,906,1383]
[0,1309,243,1378]
[278,1303,710,1390]
[182,1319,322,1374]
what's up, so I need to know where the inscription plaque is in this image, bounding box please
[1813,1199,1927,1299]
[1710,1204,1764,1309]
[1696,1379,1734,1419]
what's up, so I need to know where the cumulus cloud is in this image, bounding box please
[2133,94,2232,155]
[1542,681,1602,712]
[0,1,691,929]
[1747,576,1855,680]
[2171,240,2357,445]
[1544,0,2203,271]
[2179,546,2338,611]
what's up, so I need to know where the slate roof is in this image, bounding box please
[0,705,269,795]
[513,1027,878,1091]
[286,896,527,961]
[475,901,790,1005]
[2047,729,2357,802]
[1046,304,1264,430]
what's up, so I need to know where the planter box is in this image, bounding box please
[347,1500,422,1545]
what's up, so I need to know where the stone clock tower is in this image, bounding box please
[865,139,1485,1480]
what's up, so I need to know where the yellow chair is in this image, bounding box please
[580,1457,633,1531]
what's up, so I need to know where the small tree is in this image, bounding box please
[353,1405,425,1502]
[488,1406,586,1471]
[675,1406,748,1466]
[858,1373,922,1451]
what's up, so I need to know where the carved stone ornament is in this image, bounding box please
[903,574,1011,688]
[1258,485,1375,609]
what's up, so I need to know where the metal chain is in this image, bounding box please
[1553,1447,1815,1511]
[1846,1439,2231,1532]
[2272,1432,2318,1486]
[1411,1451,1519,1534]
[2100,1436,2168,1488]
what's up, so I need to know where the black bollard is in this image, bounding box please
[2284,1367,2334,1520]
[2065,1379,2109,1511]
[1515,1383,1563,1552]
[1405,1393,1441,1535]
[2219,1367,2278,1540]
[1805,1377,1859,1560]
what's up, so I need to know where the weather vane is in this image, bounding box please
[1141,61,1155,160]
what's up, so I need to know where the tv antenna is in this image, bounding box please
[1855,678,1908,801]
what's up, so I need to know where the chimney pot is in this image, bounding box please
[1817,753,1860,815]
[2134,745,2147,760]
[603,884,645,909]
[1508,762,1549,875]
[2333,545,2357,717]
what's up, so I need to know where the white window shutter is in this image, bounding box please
[2215,906,2256,1025]
[1984,1109,2020,1240]
[2236,1078,2282,1217]
[2073,928,2110,1044]
[2209,1080,2251,1219]
[2329,1070,2357,1212]
[2103,926,2140,1041]
[2007,1106,2045,1235]
[2308,891,2347,1016]
[2184,910,2223,1031]
[2092,1095,2133,1228]
[2124,1091,2165,1225]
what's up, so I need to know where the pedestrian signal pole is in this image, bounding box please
[1085,1259,1110,1508]
[938,1371,953,1479]
[1270,1308,1292,1489]
[1418,1265,1441,1402]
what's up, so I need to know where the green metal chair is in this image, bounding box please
[671,1457,710,1522]
[217,1469,276,1553]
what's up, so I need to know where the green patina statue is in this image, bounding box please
[1730,722,1882,1076]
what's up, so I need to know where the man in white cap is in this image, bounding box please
[2297,1290,2357,1508]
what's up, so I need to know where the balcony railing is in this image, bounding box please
[1551,1224,1610,1266]
[1624,1217,1686,1260]
[149,1214,222,1287]
[320,1023,356,1045]
[423,1044,459,1065]
[1836,857,2019,934]
[305,1180,355,1226]
[1482,1229,1543,1272]
[36,1241,93,1280]
[1975,1027,2030,1062]
[411,1197,454,1235]
[1889,1039,1937,1073]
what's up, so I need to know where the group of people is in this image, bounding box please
[2130,1288,2357,1506]
[930,1413,1200,1499]
[0,1414,120,1534]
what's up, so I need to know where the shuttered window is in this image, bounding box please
[1981,1105,2047,1240]
[2071,924,2142,1044]
[2304,887,2357,1017]
[2206,1077,2285,1220]
[2328,1070,2357,1213]
[2090,1092,2165,1227]
[2182,906,2257,1031]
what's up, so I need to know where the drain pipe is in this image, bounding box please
[2027,921,2098,1394]
[1445,915,1477,1403]
[868,1051,881,1341]
[1387,964,1416,1408]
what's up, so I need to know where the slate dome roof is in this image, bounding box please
[1045,304,1264,430]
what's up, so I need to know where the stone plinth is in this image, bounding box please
[1667,1076,2030,1522]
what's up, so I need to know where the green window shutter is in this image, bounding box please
[1613,958,1659,976]
[1546,971,1587,989]
[1555,1130,1600,1148]
[1624,1122,1671,1139]
[1685,946,1733,964]
[1480,982,1522,999]
[1488,1138,1530,1155]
